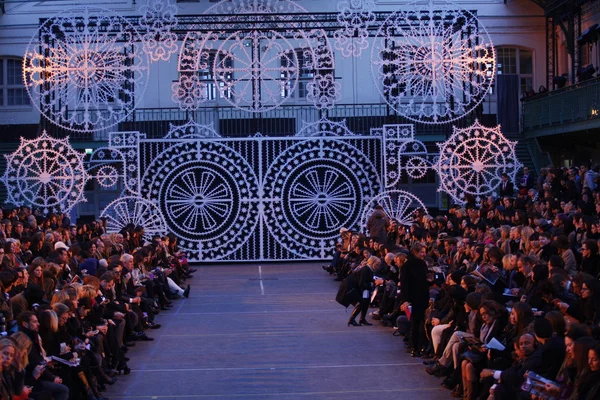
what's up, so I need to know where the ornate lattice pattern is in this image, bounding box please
[139,0,179,62]
[334,0,375,58]
[371,1,495,124]
[361,189,428,228]
[262,139,380,258]
[1,132,87,214]
[141,141,260,260]
[22,8,150,133]
[100,196,167,241]
[173,0,338,112]
[434,121,522,205]
[382,124,434,188]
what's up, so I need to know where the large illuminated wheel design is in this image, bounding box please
[23,7,150,132]
[2,132,86,214]
[141,141,259,260]
[434,121,521,205]
[262,140,380,258]
[361,190,428,228]
[371,1,495,124]
[100,196,167,240]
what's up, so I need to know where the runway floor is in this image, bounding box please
[103,262,448,400]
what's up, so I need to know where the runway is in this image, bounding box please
[103,262,448,400]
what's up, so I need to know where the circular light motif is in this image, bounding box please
[434,121,522,205]
[23,8,150,132]
[371,1,495,124]
[361,189,428,228]
[262,140,380,257]
[2,132,86,214]
[141,141,259,260]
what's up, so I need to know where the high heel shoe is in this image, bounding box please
[347,320,359,326]
[359,319,373,326]
[117,363,131,375]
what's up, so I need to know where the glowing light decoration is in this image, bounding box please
[1,131,87,214]
[434,121,522,205]
[23,8,150,133]
[371,1,496,124]
[262,139,380,258]
[94,166,120,188]
[139,0,180,62]
[173,0,339,112]
[164,120,221,139]
[381,124,434,188]
[361,189,428,228]
[100,196,167,241]
[295,116,355,137]
[334,0,375,58]
[140,140,260,260]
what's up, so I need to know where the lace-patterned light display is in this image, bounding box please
[434,121,522,205]
[371,1,496,124]
[100,196,167,241]
[173,0,339,112]
[23,8,150,133]
[334,0,375,58]
[92,123,382,261]
[381,124,434,187]
[139,0,179,62]
[1,132,87,214]
[361,189,428,228]
[261,137,381,258]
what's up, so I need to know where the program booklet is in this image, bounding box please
[471,265,500,286]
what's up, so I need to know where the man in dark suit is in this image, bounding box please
[499,173,514,197]
[519,167,535,191]
[399,242,430,357]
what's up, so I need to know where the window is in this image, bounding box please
[196,50,233,101]
[0,58,31,107]
[496,47,534,95]
[281,49,313,99]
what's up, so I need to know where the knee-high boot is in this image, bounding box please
[78,371,98,400]
[348,304,361,326]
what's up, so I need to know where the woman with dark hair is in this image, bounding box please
[545,310,566,338]
[524,264,550,310]
[561,276,600,327]
[577,344,600,399]
[460,300,507,400]
[540,325,592,399]
[27,261,45,290]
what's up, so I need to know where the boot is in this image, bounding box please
[97,366,118,385]
[90,375,109,400]
[78,371,98,400]
[348,305,361,326]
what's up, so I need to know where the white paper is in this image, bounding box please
[486,337,505,351]
[362,289,369,299]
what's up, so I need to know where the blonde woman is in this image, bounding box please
[9,332,33,400]
[51,290,70,306]
[520,226,534,254]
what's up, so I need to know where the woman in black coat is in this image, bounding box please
[399,243,430,356]
[347,256,376,326]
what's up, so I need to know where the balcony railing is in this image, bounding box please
[48,103,480,141]
[522,76,600,134]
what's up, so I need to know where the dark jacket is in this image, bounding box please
[367,209,389,245]
[399,254,430,313]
